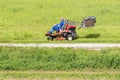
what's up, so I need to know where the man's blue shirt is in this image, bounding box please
[50,20,65,33]
[52,24,61,31]
[59,20,65,28]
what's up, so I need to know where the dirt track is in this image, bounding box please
[0,43,120,50]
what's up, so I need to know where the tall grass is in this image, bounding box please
[0,47,120,70]
[0,0,120,42]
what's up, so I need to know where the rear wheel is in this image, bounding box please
[66,34,73,40]
[72,31,77,39]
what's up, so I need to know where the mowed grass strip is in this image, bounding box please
[0,71,120,80]
[0,0,120,43]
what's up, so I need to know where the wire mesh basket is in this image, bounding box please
[81,16,96,28]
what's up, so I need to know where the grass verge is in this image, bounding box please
[0,47,120,70]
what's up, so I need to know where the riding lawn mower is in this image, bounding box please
[46,16,96,41]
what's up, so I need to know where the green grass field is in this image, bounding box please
[0,0,120,79]
[0,0,120,43]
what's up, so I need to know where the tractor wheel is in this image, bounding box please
[47,36,53,41]
[72,31,77,39]
[66,34,73,40]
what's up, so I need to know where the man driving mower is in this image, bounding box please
[49,18,66,34]
[46,18,77,40]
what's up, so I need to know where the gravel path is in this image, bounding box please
[0,43,120,50]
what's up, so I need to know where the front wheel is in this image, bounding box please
[66,34,73,41]
[47,36,54,41]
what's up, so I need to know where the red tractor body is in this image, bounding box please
[46,23,77,40]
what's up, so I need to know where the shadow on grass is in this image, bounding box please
[85,33,100,38]
[78,33,100,39]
